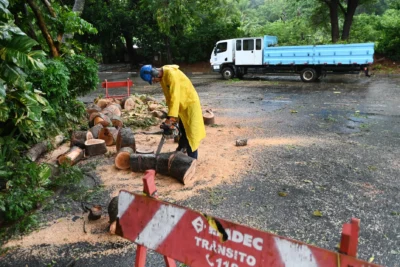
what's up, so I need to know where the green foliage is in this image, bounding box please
[376,9,400,60]
[63,54,99,97]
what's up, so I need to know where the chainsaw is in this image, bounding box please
[155,122,179,156]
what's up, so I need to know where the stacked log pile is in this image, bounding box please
[59,93,197,184]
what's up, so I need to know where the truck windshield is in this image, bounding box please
[216,42,227,53]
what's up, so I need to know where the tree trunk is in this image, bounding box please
[26,135,64,162]
[203,109,215,125]
[116,128,136,152]
[57,146,84,166]
[123,32,135,69]
[26,0,59,57]
[168,152,197,184]
[109,115,123,129]
[98,127,119,146]
[155,152,174,176]
[324,0,340,43]
[62,0,86,43]
[341,0,359,41]
[102,103,122,117]
[91,113,111,128]
[70,131,93,149]
[89,124,103,139]
[130,154,157,172]
[121,97,135,111]
[85,139,107,156]
[115,147,134,170]
[165,36,173,64]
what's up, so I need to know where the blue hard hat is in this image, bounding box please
[140,64,153,85]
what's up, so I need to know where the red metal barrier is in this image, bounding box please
[101,78,133,99]
[115,170,381,267]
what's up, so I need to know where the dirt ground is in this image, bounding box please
[1,67,400,266]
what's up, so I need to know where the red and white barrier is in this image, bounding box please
[115,170,381,267]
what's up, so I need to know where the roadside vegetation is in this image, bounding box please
[0,0,399,242]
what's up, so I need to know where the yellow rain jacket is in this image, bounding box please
[160,65,206,151]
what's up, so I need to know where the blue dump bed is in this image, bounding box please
[263,36,374,65]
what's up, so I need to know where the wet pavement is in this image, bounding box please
[2,72,400,267]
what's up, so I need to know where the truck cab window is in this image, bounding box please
[243,39,254,51]
[236,40,242,51]
[256,39,261,50]
[216,42,227,53]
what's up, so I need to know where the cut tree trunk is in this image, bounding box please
[109,115,123,129]
[115,147,134,170]
[86,104,101,116]
[57,146,84,166]
[88,205,102,221]
[155,152,174,176]
[98,127,119,146]
[85,139,107,157]
[102,103,122,117]
[97,98,113,109]
[116,128,136,152]
[89,124,103,139]
[121,96,135,111]
[130,154,157,172]
[203,109,215,125]
[168,152,197,184]
[92,113,111,127]
[108,196,118,223]
[26,134,64,162]
[70,131,93,148]
[136,147,154,154]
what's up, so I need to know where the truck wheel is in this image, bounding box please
[300,68,317,82]
[221,67,234,80]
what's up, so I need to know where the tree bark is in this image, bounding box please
[322,0,340,43]
[341,0,359,41]
[26,0,59,57]
[168,152,197,184]
[57,146,84,166]
[123,32,135,69]
[116,128,136,152]
[62,0,86,43]
[26,135,64,162]
[85,139,107,157]
[130,154,157,172]
[70,131,93,149]
[89,124,103,139]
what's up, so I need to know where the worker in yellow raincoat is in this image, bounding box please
[139,64,206,159]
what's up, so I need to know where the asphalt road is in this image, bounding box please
[2,72,400,267]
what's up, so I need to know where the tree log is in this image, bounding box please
[116,128,136,152]
[136,147,154,154]
[70,131,93,149]
[85,139,107,157]
[89,124,103,139]
[102,103,122,117]
[115,147,134,170]
[109,115,123,129]
[130,154,157,172]
[26,134,64,162]
[155,152,174,176]
[57,146,84,166]
[121,96,135,111]
[203,109,215,125]
[97,98,113,109]
[92,113,111,127]
[88,205,102,221]
[169,152,197,184]
[98,127,119,146]
[86,104,101,117]
[108,196,118,224]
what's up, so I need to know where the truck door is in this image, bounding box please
[235,38,262,65]
[211,41,233,67]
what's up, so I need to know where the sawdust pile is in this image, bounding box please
[4,107,318,254]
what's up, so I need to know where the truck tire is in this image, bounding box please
[221,67,234,80]
[300,68,317,82]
